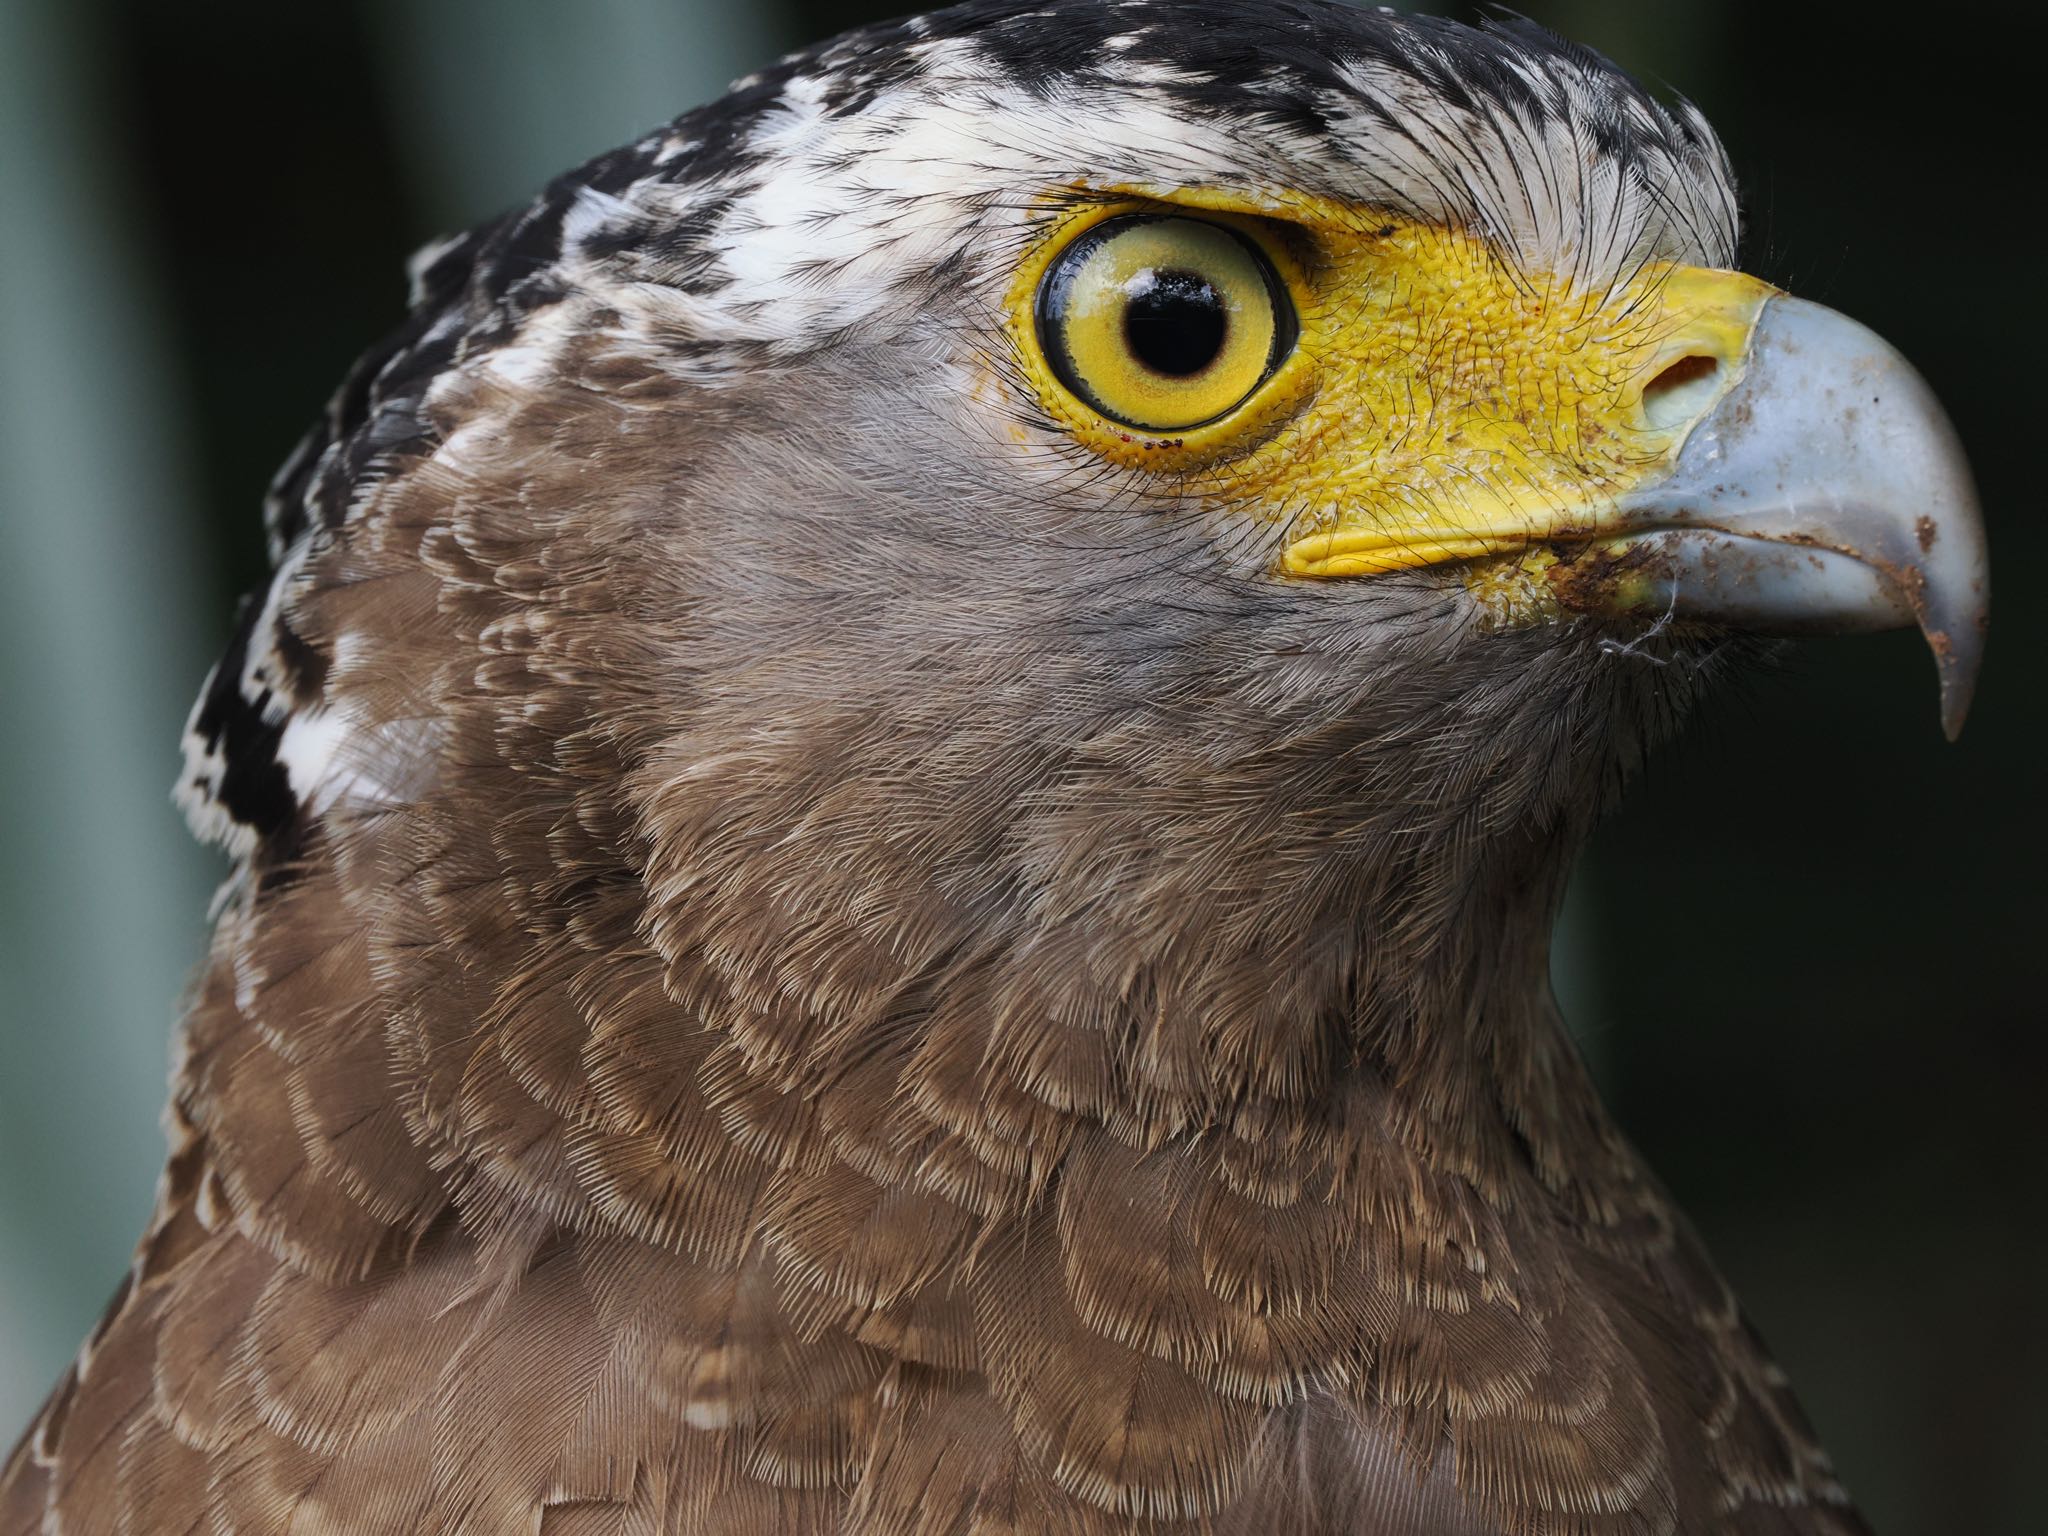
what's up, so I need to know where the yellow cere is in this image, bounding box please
[1004,188,1777,586]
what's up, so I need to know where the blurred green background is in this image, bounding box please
[0,1,2038,1529]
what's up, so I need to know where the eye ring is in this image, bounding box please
[1033,214,1298,434]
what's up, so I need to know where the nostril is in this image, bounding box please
[1646,354,1718,393]
[1642,353,1721,430]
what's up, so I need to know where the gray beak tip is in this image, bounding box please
[1932,613,1988,743]
[1613,294,1990,741]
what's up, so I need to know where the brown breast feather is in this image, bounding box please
[1,361,1865,1536]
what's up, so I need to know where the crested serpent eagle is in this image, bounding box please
[0,2,1988,1533]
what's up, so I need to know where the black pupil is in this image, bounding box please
[1123,269,1228,377]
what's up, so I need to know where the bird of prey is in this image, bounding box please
[1,2,1987,1532]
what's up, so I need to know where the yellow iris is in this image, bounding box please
[1033,215,1293,433]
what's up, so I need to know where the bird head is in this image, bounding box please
[185,0,1986,1124]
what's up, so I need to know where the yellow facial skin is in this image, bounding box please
[1004,189,1776,588]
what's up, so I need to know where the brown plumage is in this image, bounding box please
[4,2,1987,1531]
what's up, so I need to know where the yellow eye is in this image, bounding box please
[1034,215,1297,433]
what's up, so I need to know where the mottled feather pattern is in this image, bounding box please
[6,1,1862,1532]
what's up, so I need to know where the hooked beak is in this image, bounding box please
[1555,295,1989,739]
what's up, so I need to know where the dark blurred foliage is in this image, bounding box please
[84,0,420,614]
[5,1,2039,1528]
